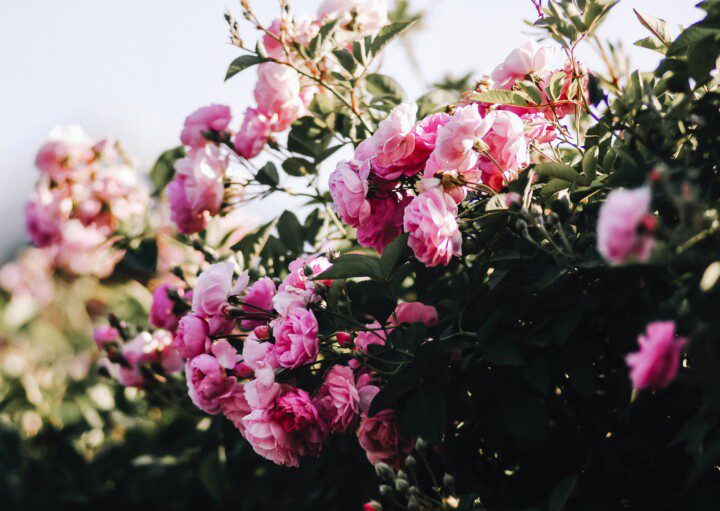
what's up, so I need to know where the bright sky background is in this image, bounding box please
[0,0,702,260]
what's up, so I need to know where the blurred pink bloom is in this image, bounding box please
[93,325,119,349]
[357,409,412,468]
[192,260,235,318]
[26,188,70,248]
[180,104,232,150]
[119,330,183,387]
[255,63,307,132]
[597,187,656,264]
[233,107,271,159]
[34,125,94,180]
[317,0,388,39]
[626,321,687,391]
[150,283,185,332]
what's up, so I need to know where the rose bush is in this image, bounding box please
[15,0,720,509]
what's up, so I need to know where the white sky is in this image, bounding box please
[0,0,702,259]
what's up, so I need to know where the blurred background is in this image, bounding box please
[0,0,701,262]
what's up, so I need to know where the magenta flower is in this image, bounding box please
[180,104,231,150]
[626,321,687,391]
[597,187,656,265]
[174,314,210,359]
[272,307,319,368]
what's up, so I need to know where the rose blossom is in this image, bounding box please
[262,16,319,61]
[596,187,656,264]
[329,160,371,227]
[317,0,388,39]
[315,365,361,433]
[272,307,319,368]
[626,321,687,391]
[174,314,210,359]
[93,325,119,349]
[25,188,71,248]
[220,383,251,437]
[392,302,439,327]
[34,125,94,180]
[242,387,324,467]
[357,193,413,254]
[241,276,277,330]
[491,40,557,90]
[357,409,412,467]
[180,104,231,150]
[403,188,462,267]
[355,103,417,179]
[355,320,387,352]
[273,255,332,315]
[119,330,183,388]
[233,107,271,159]
[192,260,235,318]
[242,333,279,372]
[54,220,123,278]
[244,364,282,410]
[254,63,306,132]
[150,283,185,332]
[186,353,237,414]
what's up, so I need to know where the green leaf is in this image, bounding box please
[468,90,528,107]
[416,89,456,117]
[633,9,671,47]
[549,475,578,511]
[332,48,357,74]
[519,80,543,105]
[547,71,565,102]
[282,157,315,177]
[581,146,599,182]
[255,162,279,187]
[231,219,277,268]
[277,211,304,253]
[120,237,158,277]
[667,25,719,57]
[634,36,667,55]
[484,341,523,366]
[315,253,383,281]
[369,20,418,56]
[366,73,406,102]
[534,162,589,185]
[401,385,446,445]
[368,365,421,416]
[225,55,265,81]
[380,233,409,279]
[150,146,185,196]
[687,36,720,84]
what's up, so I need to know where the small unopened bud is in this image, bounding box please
[407,496,420,510]
[336,331,353,346]
[379,485,392,497]
[363,501,382,511]
[404,455,417,470]
[639,214,657,234]
[171,266,185,280]
[473,139,490,153]
[253,325,271,340]
[374,462,395,480]
[443,473,456,491]
[415,438,427,453]
[396,470,408,480]
[395,479,410,493]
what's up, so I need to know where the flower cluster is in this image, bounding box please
[25,126,149,277]
[329,41,589,267]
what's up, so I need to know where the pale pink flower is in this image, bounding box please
[241,277,277,330]
[221,383,252,437]
[242,333,279,372]
[186,353,237,414]
[355,103,417,180]
[25,187,71,247]
[273,255,332,315]
[403,188,462,267]
[491,41,557,90]
[174,314,210,359]
[169,145,227,234]
[272,307,319,368]
[315,365,360,433]
[244,364,281,410]
[180,104,232,150]
[262,16,319,61]
[626,321,687,391]
[392,302,439,327]
[192,260,235,318]
[430,104,495,179]
[521,112,557,144]
[34,125,94,180]
[254,63,306,132]
[597,187,656,264]
[329,160,371,227]
[318,0,388,39]
[233,107,271,159]
[357,409,412,468]
[54,221,123,278]
[357,193,412,253]
[212,339,240,369]
[478,111,529,190]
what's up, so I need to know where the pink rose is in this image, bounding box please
[262,16,319,61]
[254,63,306,132]
[241,277,277,330]
[521,112,557,144]
[242,387,324,468]
[150,283,185,332]
[355,320,387,352]
[34,125,94,180]
[211,339,240,369]
[355,103,417,180]
[329,160,372,227]
[174,314,210,359]
[244,364,281,409]
[233,107,271,159]
[315,365,360,433]
[357,409,412,468]
[596,187,656,265]
[491,41,557,90]
[93,325,119,349]
[392,302,438,327]
[192,260,235,318]
[186,354,237,414]
[431,104,495,179]
[168,145,226,234]
[357,193,412,254]
[119,330,183,387]
[317,0,388,39]
[26,188,70,247]
[477,111,529,190]
[221,383,252,437]
[626,321,688,391]
[180,104,231,150]
[54,221,123,278]
[403,188,462,267]
[272,307,319,368]
[242,333,279,372]
[273,255,332,315]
